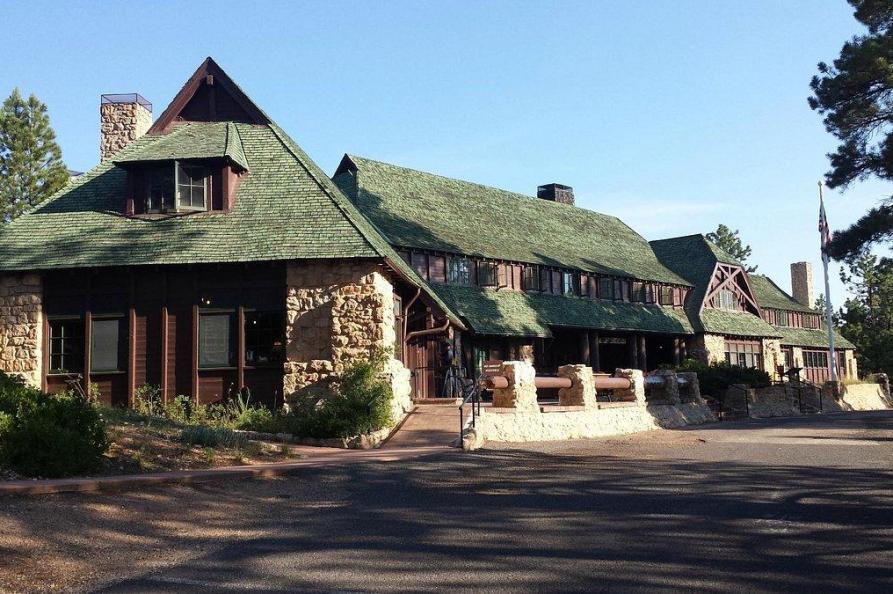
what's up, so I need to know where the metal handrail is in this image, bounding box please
[458,378,482,443]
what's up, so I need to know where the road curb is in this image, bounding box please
[0,447,448,497]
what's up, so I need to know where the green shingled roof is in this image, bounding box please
[336,156,691,286]
[774,326,855,349]
[650,234,775,337]
[428,284,694,337]
[699,309,781,338]
[0,62,466,330]
[114,122,250,171]
[749,274,815,313]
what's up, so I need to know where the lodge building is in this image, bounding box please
[0,59,856,408]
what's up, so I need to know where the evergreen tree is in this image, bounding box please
[0,88,68,222]
[705,224,757,272]
[809,0,893,260]
[836,253,893,376]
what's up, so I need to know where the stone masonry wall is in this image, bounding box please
[688,333,725,364]
[0,274,43,388]
[284,260,412,419]
[100,101,152,162]
[762,338,782,380]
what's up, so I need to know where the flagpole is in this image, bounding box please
[819,181,838,384]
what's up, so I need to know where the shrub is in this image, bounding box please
[0,391,109,478]
[677,358,771,397]
[0,371,41,415]
[181,425,249,449]
[288,351,394,438]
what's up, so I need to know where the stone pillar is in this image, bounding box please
[100,95,152,162]
[519,343,535,365]
[646,369,680,404]
[673,337,682,366]
[614,368,646,406]
[557,364,596,409]
[492,360,538,412]
[676,372,701,403]
[0,273,43,389]
[762,338,782,380]
[283,260,409,404]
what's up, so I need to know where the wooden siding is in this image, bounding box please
[42,264,285,408]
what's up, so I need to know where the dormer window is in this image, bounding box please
[176,163,208,211]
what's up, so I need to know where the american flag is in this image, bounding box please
[819,195,832,262]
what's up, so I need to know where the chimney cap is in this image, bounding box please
[101,93,152,112]
[537,182,573,192]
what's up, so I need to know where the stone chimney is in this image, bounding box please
[537,183,574,206]
[100,94,152,162]
[791,261,814,307]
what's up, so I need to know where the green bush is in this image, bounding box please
[287,351,394,438]
[0,390,109,478]
[677,358,771,397]
[0,371,41,415]
[180,425,249,449]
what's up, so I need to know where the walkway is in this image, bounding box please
[382,404,461,449]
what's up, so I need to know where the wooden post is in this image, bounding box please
[191,304,199,403]
[579,331,590,364]
[237,306,246,391]
[84,311,92,397]
[638,335,647,372]
[160,306,169,404]
[673,337,682,366]
[589,331,600,372]
[628,335,638,369]
[127,273,136,406]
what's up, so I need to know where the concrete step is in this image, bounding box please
[412,397,462,406]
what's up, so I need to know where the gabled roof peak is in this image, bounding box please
[149,57,270,134]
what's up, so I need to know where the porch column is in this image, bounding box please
[628,335,638,369]
[579,331,590,365]
[589,331,600,372]
[673,337,682,366]
[638,334,647,372]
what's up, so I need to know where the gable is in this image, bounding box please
[702,262,761,315]
[149,57,269,133]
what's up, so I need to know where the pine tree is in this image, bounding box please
[705,224,757,272]
[836,254,893,375]
[809,0,893,260]
[0,88,69,222]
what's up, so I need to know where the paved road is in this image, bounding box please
[3,411,892,593]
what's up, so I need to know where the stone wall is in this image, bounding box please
[0,274,43,388]
[844,349,858,379]
[100,101,152,162]
[471,361,716,445]
[284,260,412,421]
[688,333,725,364]
[762,338,782,380]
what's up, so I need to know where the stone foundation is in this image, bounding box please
[0,274,43,388]
[283,260,411,423]
[747,382,891,418]
[762,338,782,380]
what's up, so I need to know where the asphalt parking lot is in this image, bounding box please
[2,410,891,593]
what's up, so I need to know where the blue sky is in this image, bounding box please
[2,0,886,304]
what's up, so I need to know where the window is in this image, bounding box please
[245,311,284,366]
[803,314,820,329]
[146,165,175,212]
[429,256,446,283]
[803,350,829,369]
[199,312,235,368]
[599,277,614,300]
[522,266,541,292]
[176,163,208,210]
[411,252,428,280]
[562,272,577,296]
[49,319,84,374]
[718,289,737,310]
[540,268,553,293]
[447,256,471,285]
[775,310,790,327]
[478,261,498,286]
[724,340,762,369]
[674,288,685,307]
[631,281,646,302]
[645,284,656,304]
[614,279,631,301]
[91,317,124,373]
